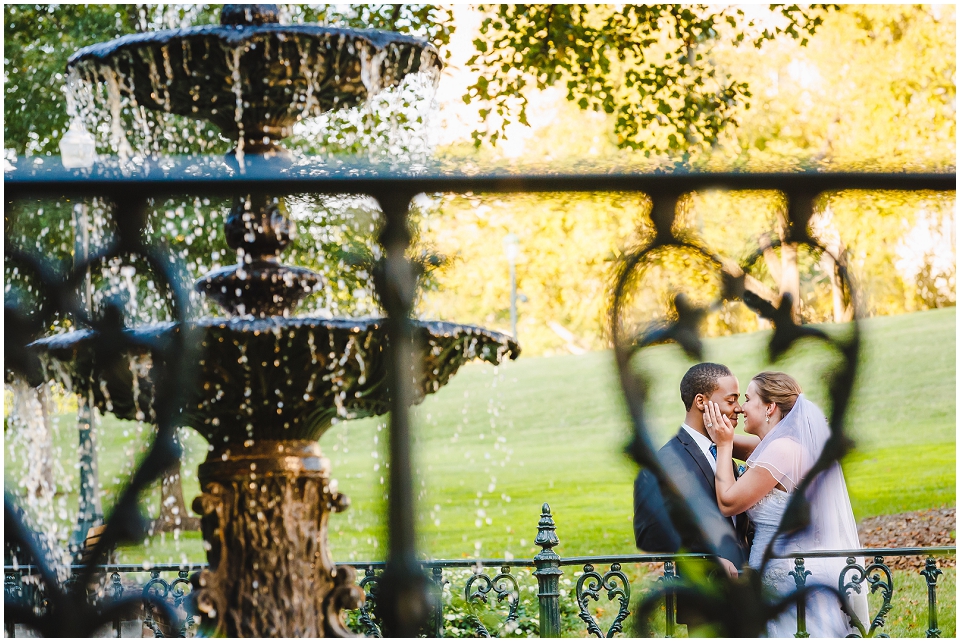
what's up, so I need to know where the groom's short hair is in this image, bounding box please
[680,362,733,411]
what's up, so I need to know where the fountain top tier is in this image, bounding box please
[67,4,441,156]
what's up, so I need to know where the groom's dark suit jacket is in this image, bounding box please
[633,427,753,569]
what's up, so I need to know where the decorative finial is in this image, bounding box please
[534,503,559,555]
[532,501,562,637]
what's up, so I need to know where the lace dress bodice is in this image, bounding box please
[745,487,860,637]
[746,487,793,568]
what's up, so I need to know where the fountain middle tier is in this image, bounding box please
[30,316,519,443]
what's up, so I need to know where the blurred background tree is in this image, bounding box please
[4,3,955,352]
[422,4,955,354]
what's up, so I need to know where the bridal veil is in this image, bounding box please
[745,394,870,627]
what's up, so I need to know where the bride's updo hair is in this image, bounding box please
[751,371,802,416]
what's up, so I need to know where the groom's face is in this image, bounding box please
[701,374,742,428]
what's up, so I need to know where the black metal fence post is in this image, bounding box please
[920,557,943,638]
[662,560,676,638]
[373,190,432,637]
[790,557,811,638]
[534,503,562,637]
[112,571,124,637]
[431,566,445,638]
[4,569,22,637]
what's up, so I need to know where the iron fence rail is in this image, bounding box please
[5,551,954,638]
[5,540,955,637]
[770,547,957,559]
[6,162,956,198]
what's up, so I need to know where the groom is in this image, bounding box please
[633,362,753,584]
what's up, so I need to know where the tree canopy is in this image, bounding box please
[6,3,829,159]
[4,4,955,354]
[463,5,831,154]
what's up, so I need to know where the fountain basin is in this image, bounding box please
[67,24,441,151]
[30,317,519,443]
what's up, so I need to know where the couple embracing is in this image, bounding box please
[633,363,869,637]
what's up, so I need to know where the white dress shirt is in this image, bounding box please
[681,423,738,526]
[681,423,716,474]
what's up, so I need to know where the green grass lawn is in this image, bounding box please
[315,306,956,562]
[5,307,954,563]
[4,308,955,635]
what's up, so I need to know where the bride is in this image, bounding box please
[704,371,869,637]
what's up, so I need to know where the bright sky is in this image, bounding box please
[432,5,484,147]
[431,5,566,154]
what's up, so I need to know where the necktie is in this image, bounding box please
[709,443,718,460]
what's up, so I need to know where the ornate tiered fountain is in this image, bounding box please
[31,5,519,637]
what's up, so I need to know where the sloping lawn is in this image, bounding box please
[6,308,954,637]
[5,308,955,563]
[319,306,956,562]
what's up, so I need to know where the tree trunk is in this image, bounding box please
[155,430,200,532]
[774,210,801,323]
[822,245,853,323]
[36,383,55,492]
[759,233,782,286]
[779,240,801,321]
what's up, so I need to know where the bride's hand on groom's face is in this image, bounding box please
[704,401,734,447]
[702,409,719,442]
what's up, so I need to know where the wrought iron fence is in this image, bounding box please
[4,158,956,636]
[4,502,954,637]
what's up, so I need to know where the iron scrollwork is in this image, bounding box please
[141,568,197,637]
[576,562,631,638]
[4,189,198,637]
[840,556,894,638]
[143,569,170,637]
[357,567,383,637]
[465,565,521,637]
[171,570,195,637]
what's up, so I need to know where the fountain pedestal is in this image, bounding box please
[191,440,362,637]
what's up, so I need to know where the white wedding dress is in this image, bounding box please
[747,487,862,638]
[742,395,872,638]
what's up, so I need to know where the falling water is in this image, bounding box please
[226,44,246,168]
[292,55,441,166]
[4,380,74,582]
[65,15,443,167]
[102,67,135,163]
